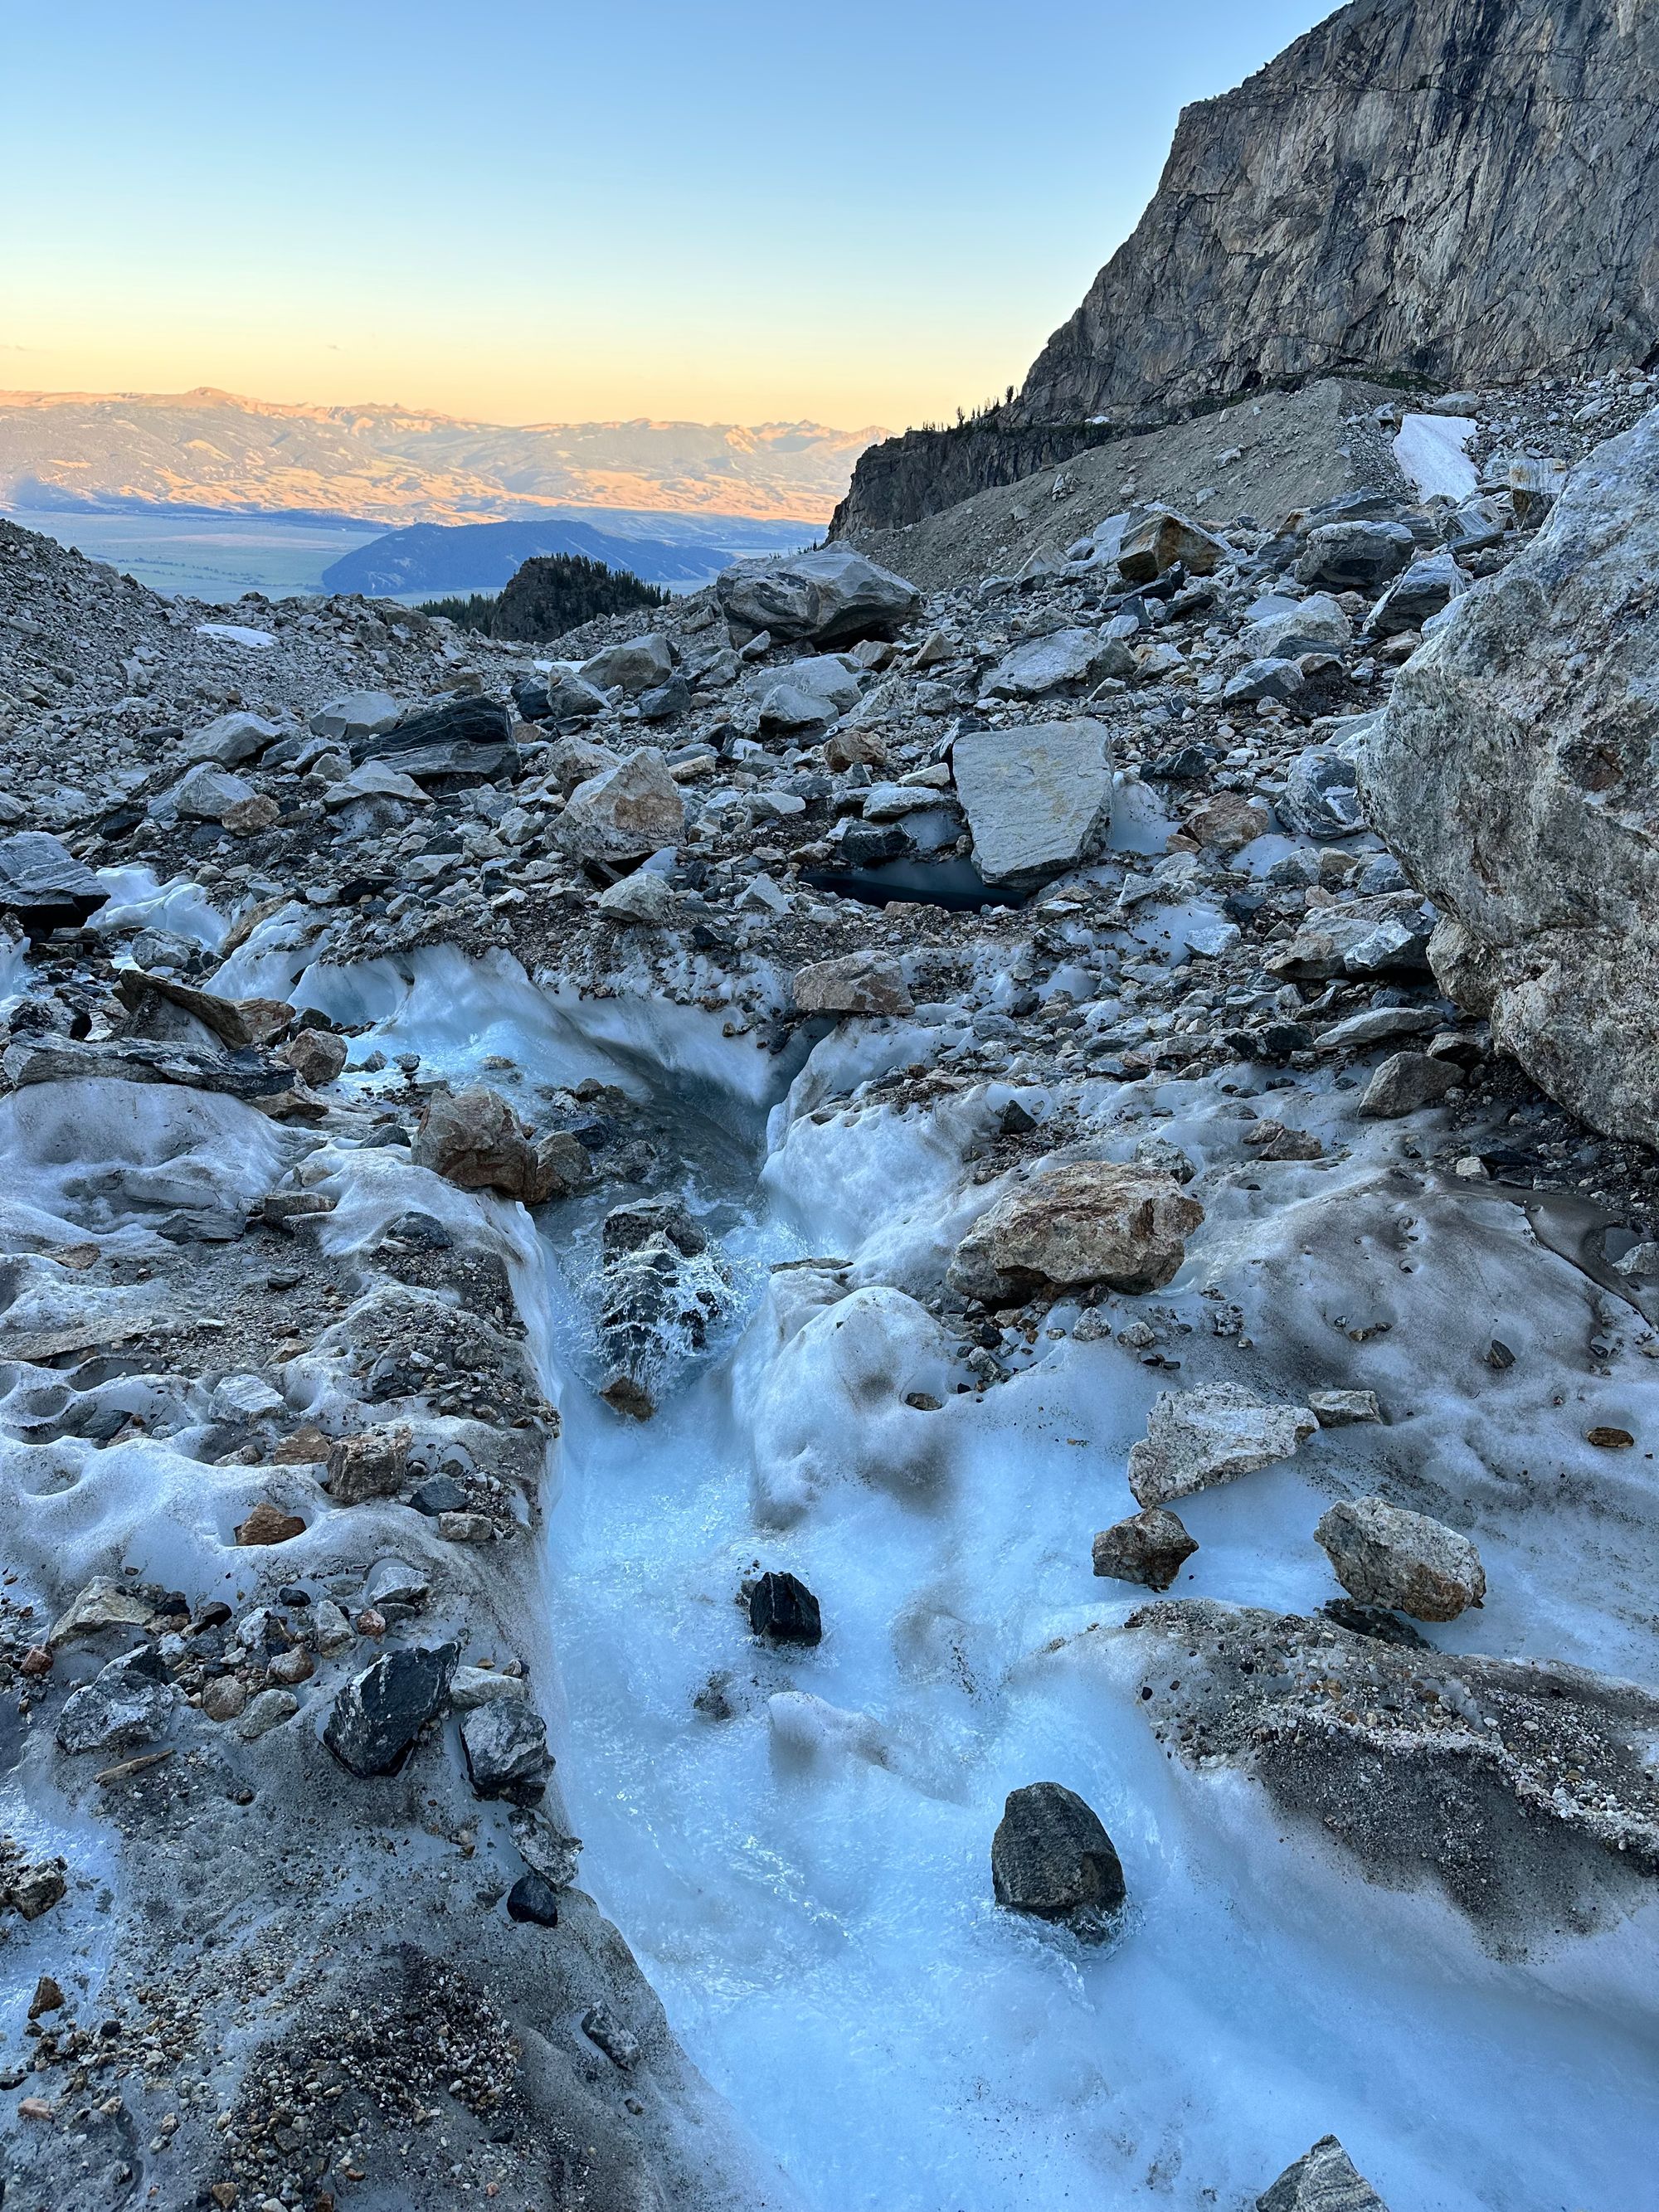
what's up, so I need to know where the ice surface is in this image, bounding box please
[1394,413,1479,503]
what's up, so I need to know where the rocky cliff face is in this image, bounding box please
[839,0,1659,537]
[1021,0,1659,421]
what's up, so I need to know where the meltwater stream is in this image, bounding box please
[196,919,1658,2212]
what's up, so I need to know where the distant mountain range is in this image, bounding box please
[321,513,818,597]
[0,387,883,527]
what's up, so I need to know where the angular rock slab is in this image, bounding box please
[1129,1383,1316,1508]
[0,832,109,931]
[1362,407,1659,1146]
[1315,1495,1485,1621]
[952,719,1114,887]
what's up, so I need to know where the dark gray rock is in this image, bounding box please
[1366,549,1468,638]
[351,695,518,786]
[1277,747,1366,840]
[717,544,920,646]
[1257,2134,1390,2212]
[324,1642,458,1777]
[1,1033,295,1102]
[1297,522,1415,594]
[0,832,108,931]
[749,1571,823,1645]
[505,1870,561,1926]
[1092,1507,1197,1592]
[990,1782,1125,1934]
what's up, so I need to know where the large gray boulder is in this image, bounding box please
[1361,406,1659,1145]
[984,629,1132,699]
[555,747,686,868]
[580,634,674,697]
[1315,1495,1486,1621]
[952,719,1114,887]
[717,543,919,645]
[0,832,108,931]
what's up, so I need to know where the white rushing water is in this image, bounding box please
[183,917,1659,2207]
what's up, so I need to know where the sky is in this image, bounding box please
[2,1,1337,433]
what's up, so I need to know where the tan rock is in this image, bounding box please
[948,1163,1204,1305]
[325,1425,411,1505]
[1186,791,1270,853]
[1316,1495,1486,1621]
[1117,507,1230,584]
[49,1575,153,1647]
[413,1085,584,1204]
[554,747,685,868]
[278,1028,348,1087]
[115,970,293,1050]
[233,1501,306,1547]
[200,1676,248,1723]
[791,952,913,1018]
[222,792,281,837]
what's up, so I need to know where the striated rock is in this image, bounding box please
[717,543,920,646]
[413,1085,585,1205]
[0,831,108,931]
[115,969,293,1050]
[1257,2137,1389,2212]
[1092,1507,1197,1592]
[749,1570,823,1645]
[791,951,912,1018]
[350,694,516,785]
[991,1781,1125,1934]
[952,718,1114,887]
[1315,1495,1486,1621]
[1361,406,1659,1145]
[324,1642,458,1777]
[949,1162,1204,1305]
[1128,1384,1316,1509]
[554,747,685,868]
[2,1033,296,1105]
[1016,0,1659,423]
[1277,747,1365,841]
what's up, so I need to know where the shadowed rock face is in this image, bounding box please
[1361,405,1659,1146]
[1019,0,1659,422]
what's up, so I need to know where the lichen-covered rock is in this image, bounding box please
[949,1162,1204,1305]
[1315,1496,1486,1621]
[1362,406,1659,1145]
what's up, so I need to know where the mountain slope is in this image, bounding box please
[320,513,815,596]
[0,386,881,527]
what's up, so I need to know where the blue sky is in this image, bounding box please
[2,0,1338,426]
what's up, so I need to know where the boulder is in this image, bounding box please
[309,691,403,742]
[1296,520,1416,592]
[50,1577,155,1646]
[749,1571,823,1645]
[351,695,517,786]
[984,629,1133,699]
[1224,657,1305,704]
[1315,1495,1486,1621]
[326,1426,411,1505]
[2,1033,295,1105]
[1117,508,1229,584]
[413,1085,585,1204]
[752,653,862,714]
[948,1163,1204,1306]
[1357,1049,1461,1117]
[1242,593,1352,660]
[170,763,257,823]
[952,719,1114,887]
[181,711,281,766]
[114,969,293,1050]
[56,1649,176,1758]
[1277,747,1365,840]
[0,832,108,931]
[544,732,621,795]
[554,748,685,868]
[1128,1384,1317,1508]
[544,669,611,722]
[321,760,428,809]
[757,681,840,732]
[990,1782,1125,1933]
[595,871,683,926]
[1185,791,1269,853]
[1365,548,1468,637]
[1360,409,1659,1147]
[717,543,919,645]
[791,951,912,1018]
[580,633,674,697]
[1257,2137,1389,2212]
[324,1642,458,1777]
[460,1699,552,1801]
[1092,1507,1198,1591]
[279,1027,349,1086]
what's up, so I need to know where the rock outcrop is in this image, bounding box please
[1020,0,1659,423]
[1362,405,1659,1145]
